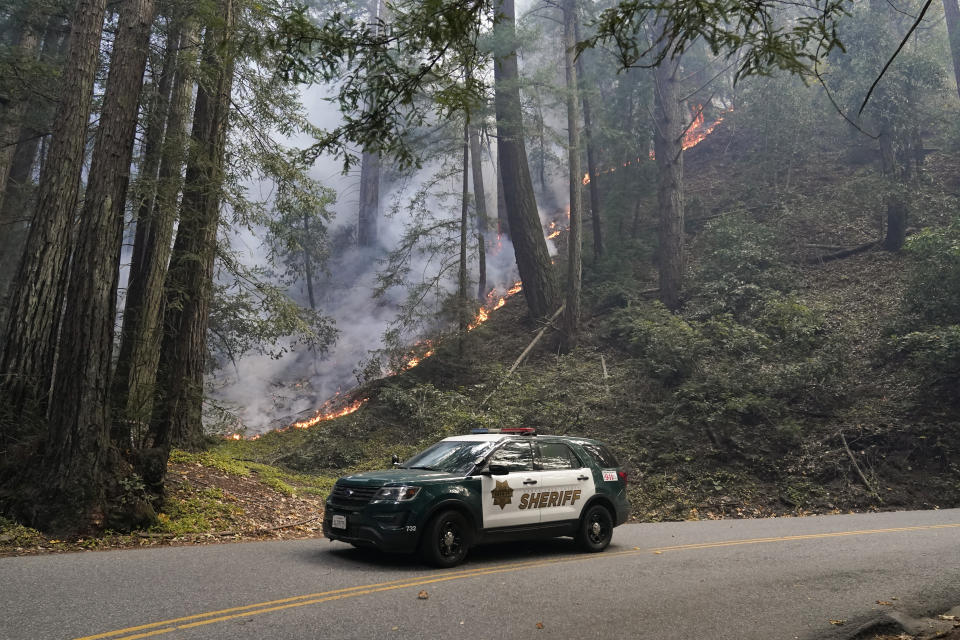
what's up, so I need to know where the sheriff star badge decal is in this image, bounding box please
[491,480,514,510]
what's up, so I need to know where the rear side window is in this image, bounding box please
[580,442,619,468]
[488,441,534,472]
[538,442,581,470]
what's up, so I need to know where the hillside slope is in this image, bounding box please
[219,122,960,522]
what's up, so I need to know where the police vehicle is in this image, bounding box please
[322,428,630,567]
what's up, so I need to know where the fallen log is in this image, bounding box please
[481,305,565,407]
[807,241,878,264]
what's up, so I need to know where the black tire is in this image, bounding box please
[420,510,471,567]
[576,504,613,552]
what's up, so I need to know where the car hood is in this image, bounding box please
[338,468,465,486]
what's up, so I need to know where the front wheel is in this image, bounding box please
[575,504,613,552]
[420,510,471,567]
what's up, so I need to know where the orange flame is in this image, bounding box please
[580,106,730,181]
[230,276,529,440]
[681,105,727,150]
[288,397,368,430]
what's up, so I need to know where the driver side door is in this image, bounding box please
[479,440,543,529]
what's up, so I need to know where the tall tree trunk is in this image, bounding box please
[493,0,559,319]
[113,19,197,440]
[0,23,41,213]
[40,0,156,532]
[0,134,39,329]
[533,87,547,196]
[653,52,684,311]
[573,8,603,260]
[0,17,65,331]
[357,0,383,248]
[458,118,470,354]
[303,211,317,310]
[944,0,960,101]
[357,153,380,247]
[884,193,907,251]
[151,2,235,461]
[476,232,487,300]
[495,150,509,237]
[561,0,582,352]
[128,17,180,277]
[470,125,487,299]
[0,0,108,418]
[470,126,488,233]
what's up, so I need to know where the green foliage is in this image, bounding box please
[690,214,790,318]
[756,296,825,352]
[152,487,243,535]
[731,73,824,188]
[264,0,489,169]
[0,516,45,548]
[608,303,705,384]
[895,326,960,405]
[169,449,251,476]
[893,219,960,405]
[586,0,849,79]
[902,220,960,325]
[207,257,338,367]
[607,285,839,454]
[263,174,336,294]
[825,1,947,173]
[243,462,337,496]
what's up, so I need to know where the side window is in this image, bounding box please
[538,442,581,470]
[488,441,534,472]
[580,443,619,468]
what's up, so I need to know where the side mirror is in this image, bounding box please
[487,463,510,476]
[391,454,400,467]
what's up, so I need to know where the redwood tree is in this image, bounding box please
[151,0,236,461]
[561,0,583,352]
[114,16,199,438]
[0,0,108,417]
[493,0,559,319]
[41,0,156,531]
[653,49,684,311]
[357,0,384,248]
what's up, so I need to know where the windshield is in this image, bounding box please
[401,440,497,475]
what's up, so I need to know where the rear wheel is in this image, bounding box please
[575,504,613,552]
[420,510,471,567]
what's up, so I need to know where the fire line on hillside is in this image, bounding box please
[224,279,525,440]
[227,106,729,441]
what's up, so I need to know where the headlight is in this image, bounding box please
[372,485,421,502]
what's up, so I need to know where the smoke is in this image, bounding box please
[206,34,574,435]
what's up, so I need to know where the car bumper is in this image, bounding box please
[323,504,419,553]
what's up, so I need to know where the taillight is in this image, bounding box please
[618,470,628,485]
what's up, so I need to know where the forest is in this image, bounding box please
[1,0,959,539]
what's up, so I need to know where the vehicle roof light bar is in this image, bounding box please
[469,427,537,435]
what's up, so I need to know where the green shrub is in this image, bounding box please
[895,326,960,406]
[152,487,243,535]
[691,214,790,318]
[755,296,824,352]
[903,220,960,325]
[608,303,706,384]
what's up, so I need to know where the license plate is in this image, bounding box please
[331,514,346,529]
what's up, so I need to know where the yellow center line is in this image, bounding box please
[647,523,960,553]
[75,522,960,640]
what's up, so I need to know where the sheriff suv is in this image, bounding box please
[322,428,630,567]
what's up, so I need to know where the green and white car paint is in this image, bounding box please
[323,430,630,567]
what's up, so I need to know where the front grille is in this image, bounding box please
[330,482,380,509]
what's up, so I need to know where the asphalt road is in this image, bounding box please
[2,509,959,640]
